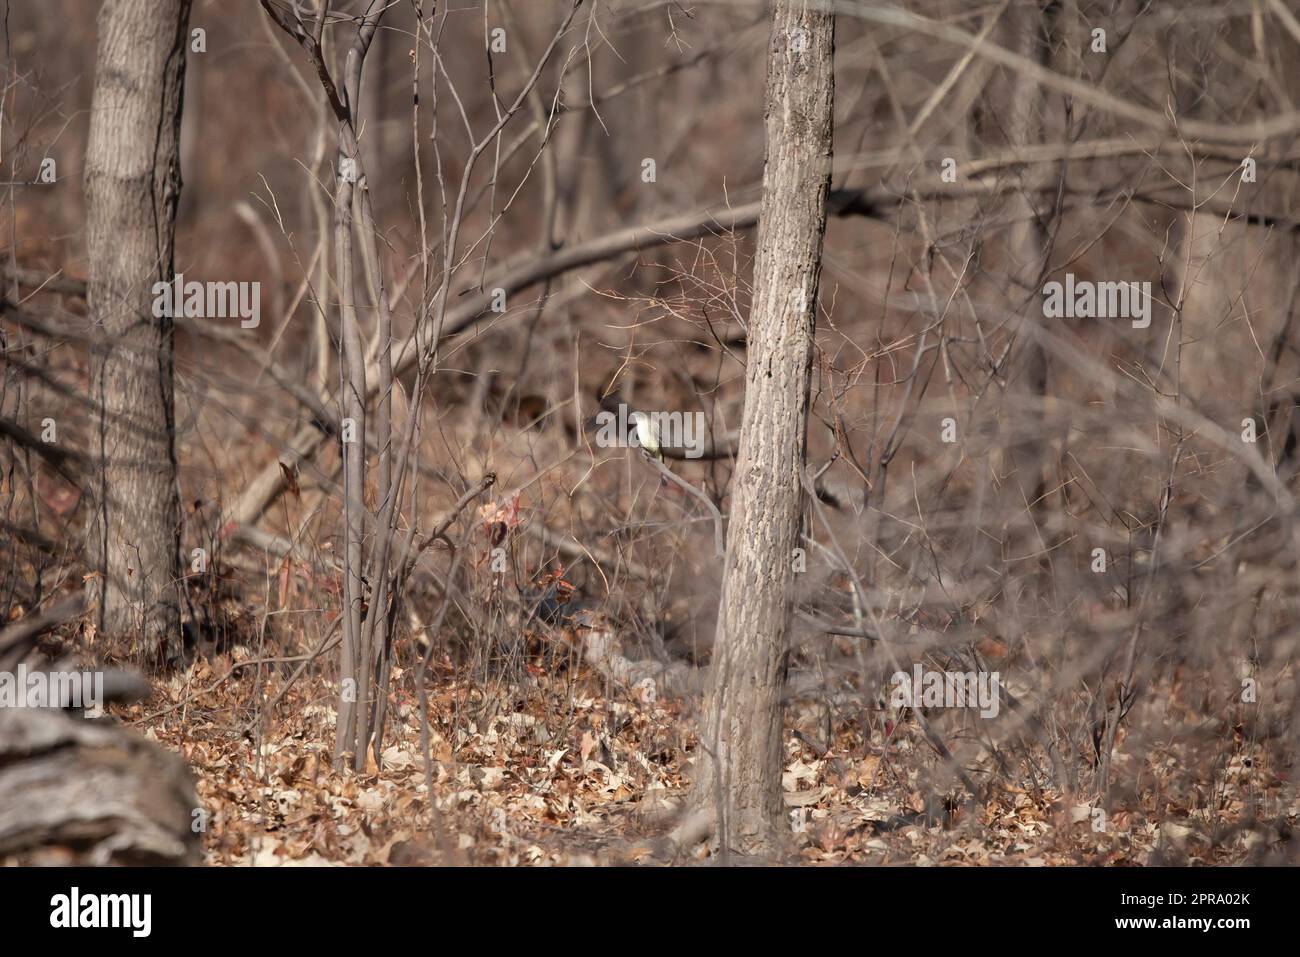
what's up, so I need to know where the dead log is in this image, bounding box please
[0,707,202,865]
[0,596,202,865]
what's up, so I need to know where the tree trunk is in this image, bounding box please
[83,0,192,659]
[689,0,835,858]
[1001,2,1055,505]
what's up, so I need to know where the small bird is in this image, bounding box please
[629,410,663,462]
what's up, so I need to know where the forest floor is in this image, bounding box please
[123,646,1289,866]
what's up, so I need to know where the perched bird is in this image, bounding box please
[629,410,663,462]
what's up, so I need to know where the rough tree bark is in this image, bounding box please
[687,0,835,858]
[1001,1,1055,505]
[0,598,200,865]
[83,0,193,659]
[0,707,201,865]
